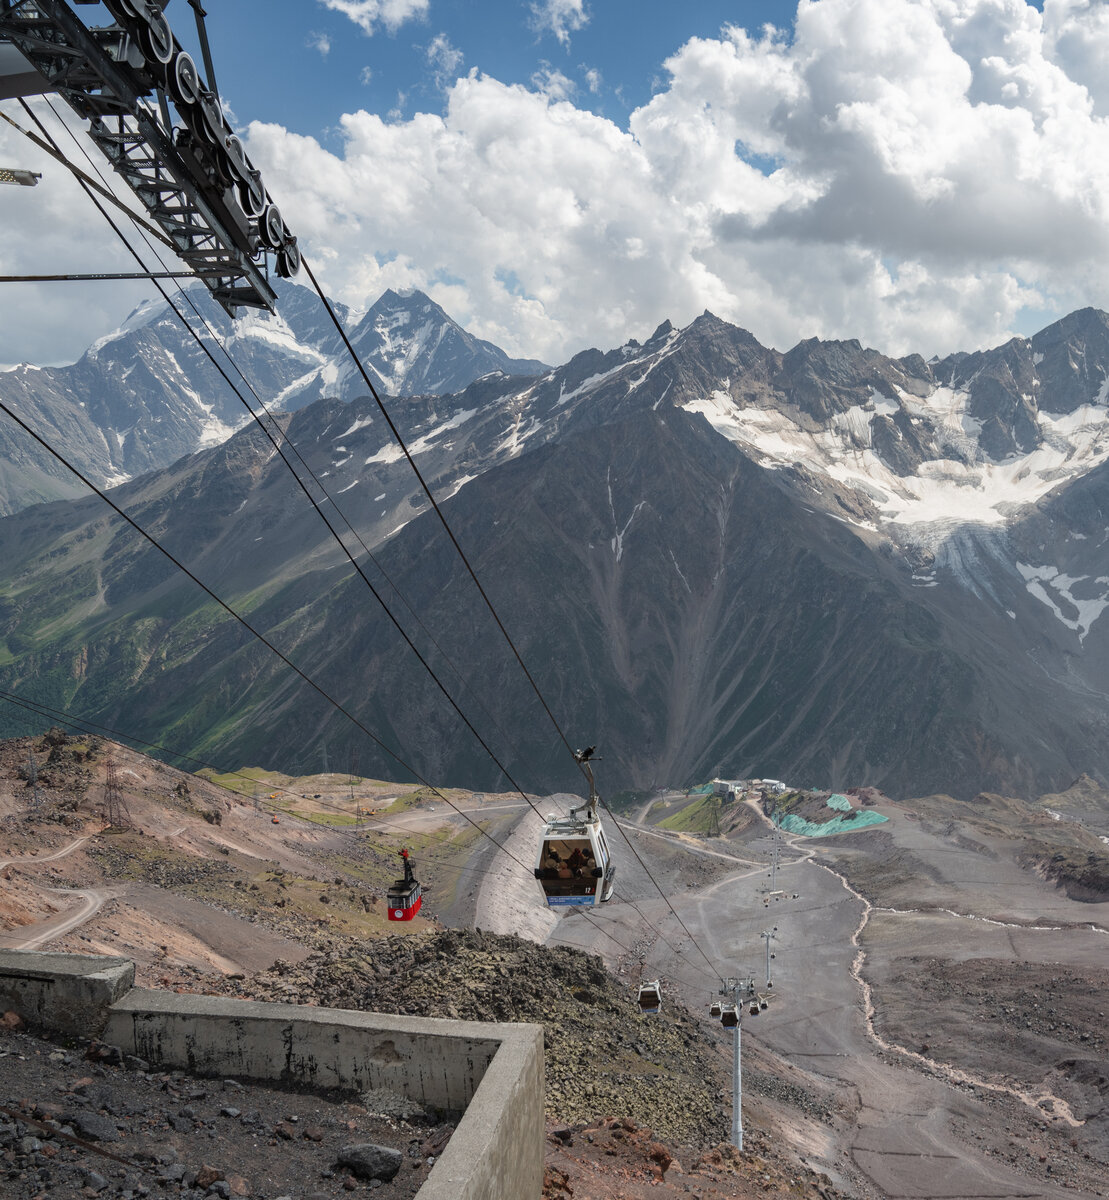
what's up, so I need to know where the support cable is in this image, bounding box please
[15,106,727,988]
[0,688,719,986]
[302,257,727,981]
[35,95,538,816]
[20,102,544,827]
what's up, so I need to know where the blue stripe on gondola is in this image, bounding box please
[546,894,595,905]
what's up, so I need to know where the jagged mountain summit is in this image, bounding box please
[4,304,1109,800]
[0,281,547,517]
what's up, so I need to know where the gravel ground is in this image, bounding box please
[204,927,733,1147]
[0,1024,450,1200]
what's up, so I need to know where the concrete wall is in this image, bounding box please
[0,949,134,1038]
[0,951,544,1200]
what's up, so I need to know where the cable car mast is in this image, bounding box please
[0,0,299,314]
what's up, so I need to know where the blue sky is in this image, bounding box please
[2,0,1106,369]
[201,1,796,137]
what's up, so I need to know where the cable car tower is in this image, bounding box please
[0,0,299,314]
[534,746,616,908]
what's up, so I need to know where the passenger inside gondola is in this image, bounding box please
[538,840,597,895]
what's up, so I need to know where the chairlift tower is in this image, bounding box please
[0,0,300,313]
[101,758,132,829]
[717,974,757,1152]
[760,928,776,989]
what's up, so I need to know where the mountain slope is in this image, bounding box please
[6,305,1109,797]
[0,282,548,517]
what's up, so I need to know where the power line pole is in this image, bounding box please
[102,759,132,830]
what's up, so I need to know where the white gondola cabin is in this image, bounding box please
[534,747,616,908]
[709,999,723,1019]
[720,1004,739,1029]
[387,848,421,921]
[534,811,615,907]
[638,980,662,1014]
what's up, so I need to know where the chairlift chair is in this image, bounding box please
[387,849,422,921]
[637,980,662,1014]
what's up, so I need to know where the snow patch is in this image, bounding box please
[1016,562,1109,641]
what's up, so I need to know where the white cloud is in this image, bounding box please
[0,99,181,365]
[530,65,575,101]
[11,0,1109,371]
[240,0,1109,366]
[528,0,589,48]
[318,0,429,36]
[307,31,332,56]
[426,34,464,89]
[360,66,374,85]
[584,67,602,94]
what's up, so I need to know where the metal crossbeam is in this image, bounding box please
[0,0,291,314]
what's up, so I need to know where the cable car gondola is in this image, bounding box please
[534,747,615,908]
[638,980,662,1014]
[720,1004,739,1028]
[387,849,422,921]
[709,999,722,1019]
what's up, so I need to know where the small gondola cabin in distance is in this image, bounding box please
[387,849,422,921]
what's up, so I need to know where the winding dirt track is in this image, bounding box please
[525,796,1093,1199]
[0,835,112,952]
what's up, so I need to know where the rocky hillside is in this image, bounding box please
[10,307,1109,797]
[209,928,730,1146]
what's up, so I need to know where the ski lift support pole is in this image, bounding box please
[721,975,756,1152]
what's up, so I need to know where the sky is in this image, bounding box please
[6,0,1109,371]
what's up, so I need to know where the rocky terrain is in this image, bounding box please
[205,929,727,1144]
[0,1023,444,1200]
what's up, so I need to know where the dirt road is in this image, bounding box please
[505,801,1101,1199]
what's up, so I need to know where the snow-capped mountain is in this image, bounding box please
[6,304,1109,800]
[0,281,547,516]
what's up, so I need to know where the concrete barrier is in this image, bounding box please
[0,949,134,1038]
[0,952,544,1200]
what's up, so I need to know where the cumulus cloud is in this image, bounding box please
[318,0,429,36]
[528,0,589,48]
[530,65,575,101]
[11,0,1109,369]
[307,31,332,56]
[426,34,464,89]
[239,0,1109,365]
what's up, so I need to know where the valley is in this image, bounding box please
[2,733,1106,1199]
